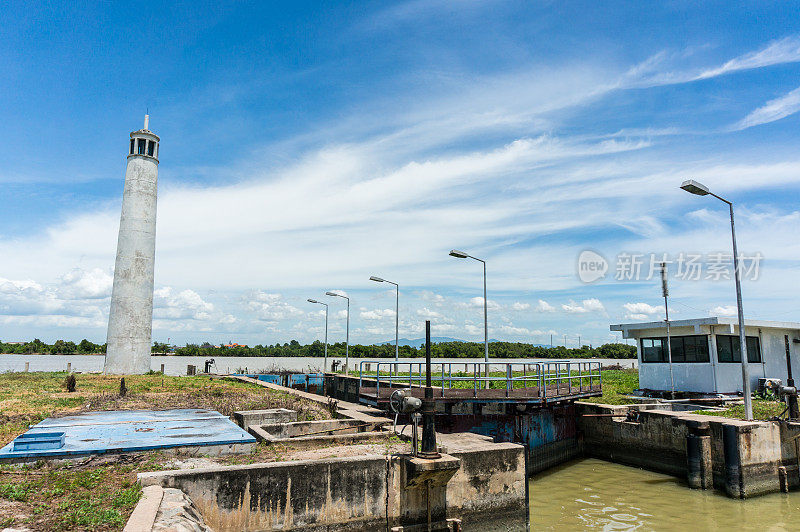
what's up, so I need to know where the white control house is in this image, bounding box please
[611,317,800,394]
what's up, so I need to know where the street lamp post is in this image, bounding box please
[326,291,350,373]
[450,249,489,388]
[307,299,328,373]
[681,179,753,420]
[369,276,399,363]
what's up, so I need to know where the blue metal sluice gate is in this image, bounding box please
[0,409,255,460]
[233,373,323,390]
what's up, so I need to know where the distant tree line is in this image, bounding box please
[0,339,637,359]
[0,339,106,355]
[168,341,636,359]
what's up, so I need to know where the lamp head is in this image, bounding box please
[680,179,710,196]
[449,249,469,259]
[307,299,319,304]
[325,291,337,297]
[369,276,385,283]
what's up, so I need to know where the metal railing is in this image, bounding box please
[358,360,602,399]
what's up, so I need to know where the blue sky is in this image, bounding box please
[1,1,799,347]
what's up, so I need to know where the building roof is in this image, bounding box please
[610,316,800,333]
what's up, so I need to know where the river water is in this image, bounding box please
[0,354,636,376]
[528,458,800,531]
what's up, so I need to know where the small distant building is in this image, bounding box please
[611,317,800,394]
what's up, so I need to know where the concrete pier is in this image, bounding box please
[105,115,159,375]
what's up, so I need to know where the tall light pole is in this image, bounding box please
[660,262,675,399]
[449,249,489,388]
[369,276,399,363]
[307,299,328,373]
[326,291,349,373]
[681,179,752,420]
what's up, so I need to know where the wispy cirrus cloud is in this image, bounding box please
[625,36,800,88]
[732,86,800,130]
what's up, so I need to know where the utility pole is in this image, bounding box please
[661,261,675,399]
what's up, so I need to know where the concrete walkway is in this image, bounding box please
[218,374,391,424]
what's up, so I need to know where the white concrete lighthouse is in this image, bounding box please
[104,115,159,374]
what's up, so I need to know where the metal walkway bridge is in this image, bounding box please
[357,361,602,407]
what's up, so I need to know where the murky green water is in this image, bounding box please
[529,458,800,531]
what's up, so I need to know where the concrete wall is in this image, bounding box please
[631,324,800,394]
[445,443,527,522]
[578,402,800,498]
[105,128,160,375]
[138,442,528,530]
[141,456,390,531]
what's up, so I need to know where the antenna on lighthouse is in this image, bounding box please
[144,114,150,130]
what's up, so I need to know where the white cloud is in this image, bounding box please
[629,36,800,88]
[466,297,501,310]
[623,302,664,321]
[58,268,113,300]
[623,302,663,315]
[244,291,304,322]
[497,325,544,336]
[416,307,442,318]
[419,291,446,305]
[510,302,530,311]
[535,300,555,312]
[360,308,396,320]
[710,305,737,317]
[562,298,606,314]
[695,36,800,80]
[733,86,800,130]
[155,287,215,320]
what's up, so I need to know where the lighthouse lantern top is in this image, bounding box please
[128,114,160,162]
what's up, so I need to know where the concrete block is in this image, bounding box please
[401,454,460,488]
[233,408,297,431]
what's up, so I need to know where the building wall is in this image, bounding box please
[633,325,800,394]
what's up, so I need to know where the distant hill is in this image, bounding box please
[376,337,462,347]
[376,337,549,348]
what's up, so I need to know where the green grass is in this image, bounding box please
[697,398,786,420]
[581,369,639,405]
[0,459,149,531]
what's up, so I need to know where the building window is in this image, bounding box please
[640,335,710,363]
[717,335,761,363]
[137,138,146,155]
[130,139,135,154]
[670,335,710,362]
[147,140,155,156]
[642,338,666,362]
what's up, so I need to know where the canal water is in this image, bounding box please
[529,458,800,531]
[0,354,636,375]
